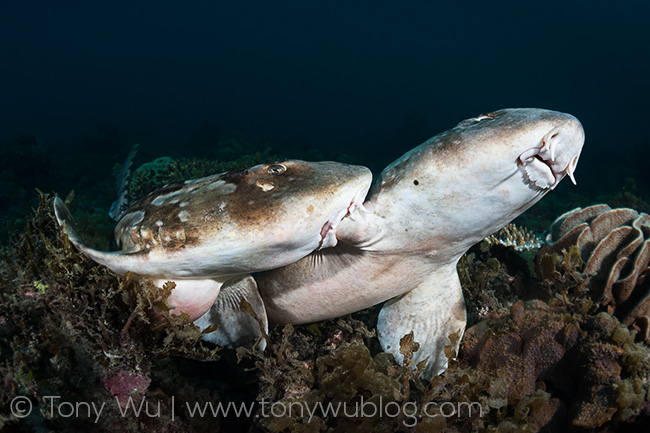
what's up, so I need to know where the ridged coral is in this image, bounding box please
[485,223,543,252]
[536,204,650,340]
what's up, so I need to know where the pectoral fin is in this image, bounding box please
[377,263,466,379]
[194,275,269,350]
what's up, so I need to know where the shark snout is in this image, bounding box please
[518,114,585,189]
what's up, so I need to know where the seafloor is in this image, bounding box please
[1,131,649,432]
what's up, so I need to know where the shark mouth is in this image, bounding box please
[318,187,368,249]
[518,126,579,190]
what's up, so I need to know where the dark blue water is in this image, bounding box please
[1,1,649,233]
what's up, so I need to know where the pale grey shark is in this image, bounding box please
[249,108,585,378]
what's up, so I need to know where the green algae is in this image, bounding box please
[2,185,650,432]
[0,193,221,432]
[458,243,518,325]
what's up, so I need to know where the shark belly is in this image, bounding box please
[257,248,434,324]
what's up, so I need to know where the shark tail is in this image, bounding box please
[109,143,140,221]
[53,197,129,273]
[53,196,87,248]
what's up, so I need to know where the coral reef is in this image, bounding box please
[462,299,650,430]
[458,235,544,326]
[238,316,497,433]
[129,156,185,199]
[103,371,152,408]
[219,213,646,432]
[239,299,650,432]
[458,245,516,324]
[485,223,543,252]
[458,219,650,432]
[536,204,650,341]
[0,194,222,432]
[2,185,650,431]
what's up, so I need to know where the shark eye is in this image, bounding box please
[267,164,287,175]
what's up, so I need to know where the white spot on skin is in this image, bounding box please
[204,180,237,193]
[152,192,182,206]
[256,179,275,191]
[179,202,188,207]
[156,221,163,226]
[151,190,189,206]
[178,210,189,222]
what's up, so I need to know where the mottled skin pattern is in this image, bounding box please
[56,161,371,278]
[255,108,585,378]
[54,160,372,320]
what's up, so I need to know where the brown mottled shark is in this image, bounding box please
[54,160,372,346]
[243,108,585,378]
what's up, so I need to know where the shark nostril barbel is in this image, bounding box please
[539,127,562,162]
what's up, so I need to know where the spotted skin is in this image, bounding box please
[54,160,372,322]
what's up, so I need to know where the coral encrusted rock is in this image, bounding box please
[462,300,650,430]
[536,204,650,340]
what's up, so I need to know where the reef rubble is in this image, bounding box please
[1,193,650,432]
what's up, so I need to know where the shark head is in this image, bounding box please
[454,108,583,190]
[341,108,585,260]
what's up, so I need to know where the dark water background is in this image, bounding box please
[1,1,649,235]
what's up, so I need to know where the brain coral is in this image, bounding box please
[536,204,650,340]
